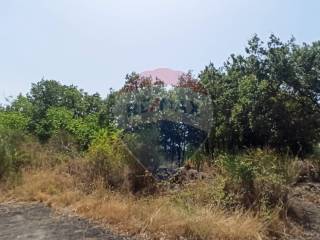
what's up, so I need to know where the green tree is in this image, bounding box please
[200,34,320,155]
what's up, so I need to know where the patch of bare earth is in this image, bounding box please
[287,181,320,240]
[0,202,132,240]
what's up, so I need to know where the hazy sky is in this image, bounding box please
[1,0,319,102]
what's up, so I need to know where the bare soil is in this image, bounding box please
[0,202,131,240]
[287,182,320,240]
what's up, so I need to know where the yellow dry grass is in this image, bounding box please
[1,169,266,240]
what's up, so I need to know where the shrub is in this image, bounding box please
[219,154,256,188]
[189,150,207,172]
[87,128,130,188]
[0,111,29,132]
[310,144,320,170]
[172,175,228,210]
[217,149,296,210]
[67,114,100,150]
[47,130,78,155]
[0,129,29,181]
[85,128,156,193]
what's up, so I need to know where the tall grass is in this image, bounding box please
[3,168,266,240]
[0,135,303,239]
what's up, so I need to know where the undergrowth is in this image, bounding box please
[0,131,312,240]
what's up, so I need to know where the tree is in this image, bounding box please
[26,79,105,143]
[200,34,320,155]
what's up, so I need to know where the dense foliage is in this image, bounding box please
[0,35,319,180]
[201,35,320,156]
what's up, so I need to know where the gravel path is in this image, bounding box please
[0,203,131,240]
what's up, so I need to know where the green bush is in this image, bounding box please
[218,149,295,209]
[219,153,255,187]
[87,128,130,187]
[0,129,29,181]
[67,114,100,150]
[0,111,30,132]
[0,111,31,180]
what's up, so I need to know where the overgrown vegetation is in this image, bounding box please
[1,35,320,239]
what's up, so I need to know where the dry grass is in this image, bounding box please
[1,168,267,240]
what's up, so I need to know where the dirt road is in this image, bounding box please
[0,203,131,240]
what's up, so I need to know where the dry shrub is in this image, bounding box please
[4,169,73,202]
[65,158,98,193]
[263,207,289,239]
[172,176,228,209]
[74,192,265,240]
[47,130,78,155]
[19,136,75,169]
[66,155,156,195]
[1,168,266,240]
[181,209,264,240]
[295,159,320,182]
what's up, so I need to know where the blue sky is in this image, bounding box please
[0,0,319,103]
